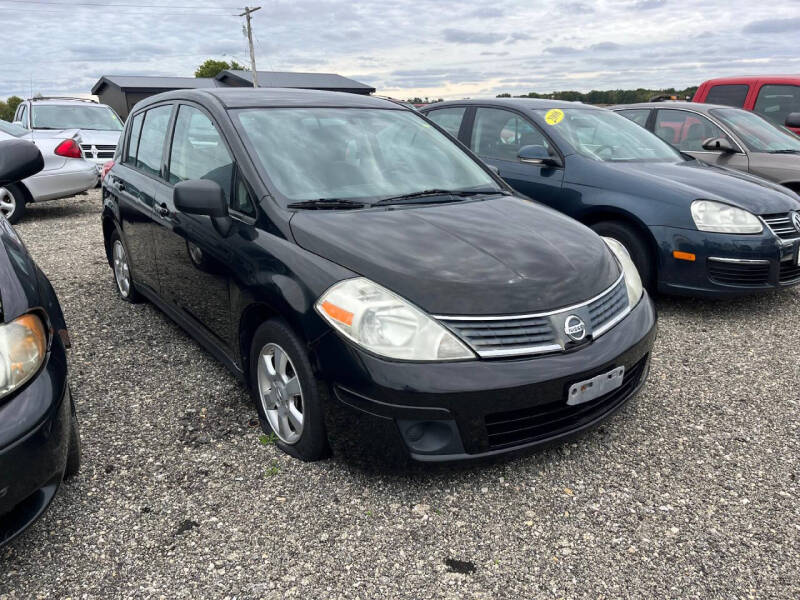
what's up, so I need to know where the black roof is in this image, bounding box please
[426,98,600,111]
[133,87,401,111]
[91,76,220,95]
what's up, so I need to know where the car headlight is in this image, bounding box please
[0,313,47,399]
[602,237,644,307]
[316,278,474,361]
[691,200,763,234]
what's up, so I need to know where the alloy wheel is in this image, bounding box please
[0,187,16,220]
[257,342,304,444]
[113,239,131,297]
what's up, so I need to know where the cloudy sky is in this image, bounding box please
[2,0,799,100]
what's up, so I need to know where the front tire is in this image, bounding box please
[0,183,27,225]
[590,220,655,292]
[249,319,329,462]
[109,230,141,303]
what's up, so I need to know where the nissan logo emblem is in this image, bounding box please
[564,315,586,341]
[792,211,800,233]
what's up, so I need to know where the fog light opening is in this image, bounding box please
[398,419,465,455]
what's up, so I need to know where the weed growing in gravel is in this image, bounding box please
[265,461,280,477]
[259,433,278,446]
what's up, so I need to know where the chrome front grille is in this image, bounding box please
[436,274,630,359]
[762,213,800,241]
[80,144,116,160]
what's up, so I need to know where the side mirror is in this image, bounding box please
[487,164,500,175]
[785,112,800,129]
[701,137,736,153]
[518,145,561,167]
[0,139,44,186]
[174,179,228,217]
[174,179,233,236]
[12,121,26,129]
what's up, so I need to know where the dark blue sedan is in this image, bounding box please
[422,99,800,296]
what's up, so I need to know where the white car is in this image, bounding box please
[0,120,98,223]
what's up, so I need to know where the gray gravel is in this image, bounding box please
[1,189,799,599]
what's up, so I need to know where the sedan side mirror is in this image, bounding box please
[0,139,44,186]
[701,137,737,153]
[12,121,27,129]
[174,179,232,236]
[785,112,800,129]
[518,145,562,167]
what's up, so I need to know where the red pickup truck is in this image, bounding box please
[693,76,800,134]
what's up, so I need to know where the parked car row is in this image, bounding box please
[2,81,800,548]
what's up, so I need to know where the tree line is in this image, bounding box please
[496,86,698,105]
[0,96,23,122]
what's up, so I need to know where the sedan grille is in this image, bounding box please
[437,274,630,359]
[779,260,800,283]
[762,213,800,241]
[484,354,649,450]
[80,144,116,160]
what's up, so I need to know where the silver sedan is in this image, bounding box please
[0,120,98,223]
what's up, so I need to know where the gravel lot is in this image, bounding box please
[1,190,799,599]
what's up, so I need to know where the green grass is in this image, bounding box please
[259,432,278,446]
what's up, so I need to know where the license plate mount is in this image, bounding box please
[567,366,625,406]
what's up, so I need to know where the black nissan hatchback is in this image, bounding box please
[102,88,656,463]
[0,139,79,547]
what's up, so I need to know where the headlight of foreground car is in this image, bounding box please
[602,237,644,307]
[316,277,474,361]
[691,200,763,234]
[0,313,47,399]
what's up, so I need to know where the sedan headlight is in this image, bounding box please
[691,200,762,234]
[316,278,474,361]
[0,314,47,399]
[602,237,644,307]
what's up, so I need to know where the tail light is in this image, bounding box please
[101,160,114,181]
[54,139,82,159]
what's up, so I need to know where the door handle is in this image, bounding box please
[157,203,170,217]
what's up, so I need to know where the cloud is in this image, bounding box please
[589,42,623,51]
[544,46,582,55]
[443,28,506,44]
[743,17,800,33]
[632,0,667,8]
[466,7,505,18]
[481,51,511,56]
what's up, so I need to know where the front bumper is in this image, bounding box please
[317,293,657,463]
[0,346,70,547]
[652,225,800,296]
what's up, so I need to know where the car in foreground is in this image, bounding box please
[102,88,655,463]
[612,101,800,193]
[0,120,98,223]
[422,99,800,296]
[0,139,80,548]
[693,76,800,134]
[13,97,123,174]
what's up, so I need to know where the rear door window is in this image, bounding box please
[135,104,173,177]
[616,109,651,127]
[654,109,731,151]
[168,105,234,202]
[704,84,749,107]
[471,107,551,161]
[426,107,467,138]
[124,112,144,165]
[754,84,800,127]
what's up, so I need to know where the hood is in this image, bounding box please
[0,218,40,322]
[70,129,121,145]
[24,128,82,143]
[580,159,800,215]
[290,196,620,315]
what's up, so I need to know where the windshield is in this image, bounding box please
[32,104,123,131]
[535,108,682,162]
[711,108,800,153]
[235,107,501,203]
[0,120,27,137]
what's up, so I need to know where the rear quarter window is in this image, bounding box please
[704,84,749,107]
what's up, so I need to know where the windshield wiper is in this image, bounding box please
[374,188,507,206]
[287,198,366,210]
[769,149,800,154]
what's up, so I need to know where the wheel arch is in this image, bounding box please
[780,181,800,196]
[579,207,661,271]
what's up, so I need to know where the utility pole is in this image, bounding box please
[239,6,261,87]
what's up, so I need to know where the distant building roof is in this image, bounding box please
[214,70,375,93]
[91,76,221,95]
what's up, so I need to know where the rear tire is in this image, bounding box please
[0,183,27,225]
[109,230,141,303]
[249,319,330,462]
[64,397,81,479]
[590,220,655,292]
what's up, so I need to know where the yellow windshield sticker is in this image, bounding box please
[544,109,564,125]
